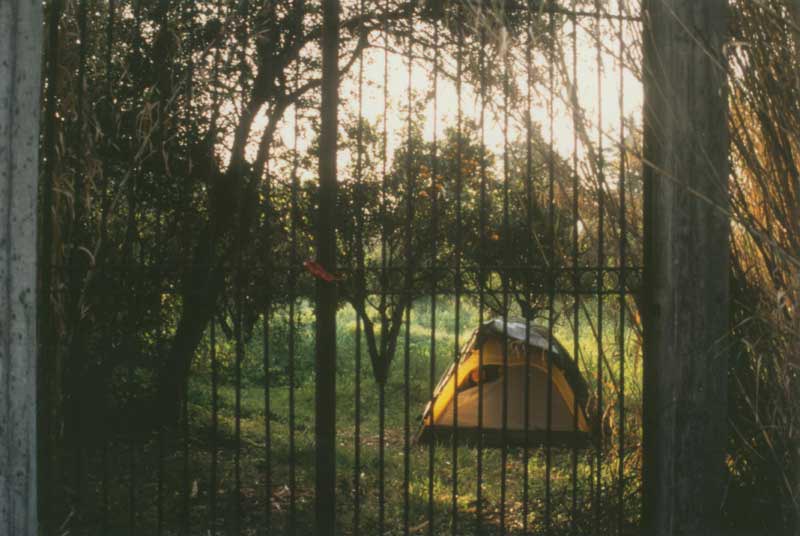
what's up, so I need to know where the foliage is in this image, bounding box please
[38,0,638,532]
[725,0,800,531]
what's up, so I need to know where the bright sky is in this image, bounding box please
[270,13,643,180]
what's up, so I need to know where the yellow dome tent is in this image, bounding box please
[416,318,592,447]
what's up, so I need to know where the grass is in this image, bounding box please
[73,298,643,535]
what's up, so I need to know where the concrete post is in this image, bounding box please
[0,1,43,534]
[641,1,730,535]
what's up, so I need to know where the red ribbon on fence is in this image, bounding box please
[303,259,340,282]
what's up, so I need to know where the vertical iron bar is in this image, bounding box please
[182,355,192,515]
[545,8,556,536]
[234,214,244,536]
[105,0,115,98]
[594,3,605,531]
[40,0,62,531]
[616,3,627,532]
[207,1,222,531]
[378,385,386,533]
[210,319,218,536]
[353,1,365,533]
[256,91,276,522]
[451,10,464,535]
[427,15,439,536]
[402,5,414,535]
[181,2,195,532]
[181,284,191,535]
[316,0,339,533]
[258,33,273,534]
[353,312,362,535]
[288,292,297,535]
[258,62,275,534]
[235,0,250,94]
[288,67,300,535]
[102,1,114,532]
[378,2,389,530]
[129,4,142,531]
[233,2,251,531]
[570,3,580,535]
[158,0,172,524]
[102,433,109,534]
[156,148,165,533]
[263,309,272,534]
[523,5,534,534]
[476,21,487,535]
[183,0,195,133]
[154,2,170,533]
[500,6,512,531]
[72,0,88,524]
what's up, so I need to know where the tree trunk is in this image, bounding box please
[641,1,730,535]
[158,221,227,425]
[0,1,43,533]
[157,94,265,426]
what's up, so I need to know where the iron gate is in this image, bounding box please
[38,0,643,534]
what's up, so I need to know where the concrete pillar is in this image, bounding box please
[642,1,730,535]
[0,1,43,534]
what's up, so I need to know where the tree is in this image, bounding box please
[335,111,572,384]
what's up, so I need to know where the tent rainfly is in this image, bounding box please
[416,318,592,447]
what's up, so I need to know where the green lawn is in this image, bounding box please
[87,298,642,534]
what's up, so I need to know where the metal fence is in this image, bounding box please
[38,0,643,534]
